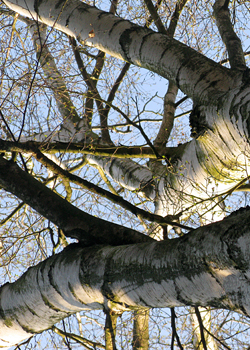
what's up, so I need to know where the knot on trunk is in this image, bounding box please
[189,105,210,139]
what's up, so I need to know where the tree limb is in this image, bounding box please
[52,326,105,349]
[3,0,239,103]
[0,139,188,159]
[213,0,246,70]
[0,155,155,245]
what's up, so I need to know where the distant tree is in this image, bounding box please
[1,0,250,349]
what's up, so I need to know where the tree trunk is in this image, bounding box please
[105,310,119,350]
[132,309,149,350]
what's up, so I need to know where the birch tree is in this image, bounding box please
[1,0,250,348]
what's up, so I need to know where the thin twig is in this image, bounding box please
[171,308,184,350]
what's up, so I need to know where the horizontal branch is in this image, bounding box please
[0,139,188,160]
[2,207,250,348]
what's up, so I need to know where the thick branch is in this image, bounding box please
[154,81,178,149]
[104,310,119,350]
[0,156,154,245]
[213,0,246,70]
[2,208,250,348]
[30,23,81,124]
[3,0,239,103]
[132,309,149,350]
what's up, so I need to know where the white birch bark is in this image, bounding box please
[4,0,250,214]
[1,208,250,349]
[87,156,155,199]
[3,0,241,103]
[157,87,250,217]
[88,84,250,216]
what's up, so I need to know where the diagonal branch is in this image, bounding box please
[26,148,191,230]
[69,37,112,144]
[69,0,121,145]
[3,0,239,103]
[154,81,178,150]
[143,0,166,33]
[52,326,105,349]
[194,307,208,350]
[144,0,188,152]
[167,0,189,38]
[30,23,82,125]
[102,62,130,121]
[170,308,183,350]
[0,155,155,246]
[213,0,246,70]
[26,20,99,143]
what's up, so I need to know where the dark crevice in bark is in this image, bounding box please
[41,293,62,313]
[48,261,62,295]
[189,105,212,139]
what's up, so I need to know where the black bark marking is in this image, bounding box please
[138,32,156,61]
[34,0,42,15]
[189,105,211,138]
[98,11,110,20]
[119,27,140,62]
[68,282,86,305]
[48,262,62,295]
[41,293,63,313]
[55,0,67,9]
[108,18,125,36]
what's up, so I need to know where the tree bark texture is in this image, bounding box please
[3,0,240,103]
[132,309,149,350]
[1,207,250,348]
[3,0,250,218]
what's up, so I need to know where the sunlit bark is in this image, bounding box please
[3,0,239,103]
[1,208,250,348]
[132,309,149,350]
[4,0,250,215]
[2,0,250,349]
